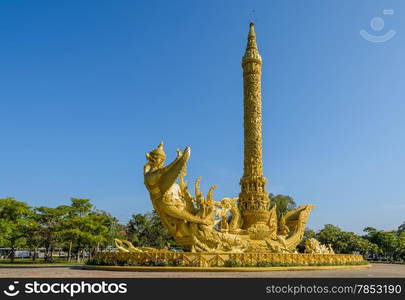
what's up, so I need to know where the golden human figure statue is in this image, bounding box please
[143,142,249,252]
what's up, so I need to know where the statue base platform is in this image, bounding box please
[90,251,367,268]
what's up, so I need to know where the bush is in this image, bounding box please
[143,258,167,266]
[224,260,242,267]
[169,259,183,266]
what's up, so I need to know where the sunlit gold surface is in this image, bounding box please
[305,238,335,254]
[239,23,270,230]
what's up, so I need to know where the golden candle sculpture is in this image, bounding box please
[109,25,365,265]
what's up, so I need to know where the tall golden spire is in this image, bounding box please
[239,23,270,230]
[242,23,262,66]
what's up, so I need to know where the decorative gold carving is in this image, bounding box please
[114,239,168,253]
[305,238,335,254]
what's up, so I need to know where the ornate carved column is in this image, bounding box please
[239,23,270,229]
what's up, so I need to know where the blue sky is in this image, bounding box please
[0,0,404,234]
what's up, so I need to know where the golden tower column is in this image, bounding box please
[239,23,270,230]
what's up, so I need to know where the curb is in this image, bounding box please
[82,264,371,272]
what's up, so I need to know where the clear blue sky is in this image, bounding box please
[0,0,404,234]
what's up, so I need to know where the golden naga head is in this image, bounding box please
[145,142,166,172]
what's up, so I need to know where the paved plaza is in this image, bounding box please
[0,264,404,278]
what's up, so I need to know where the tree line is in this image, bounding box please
[0,197,125,262]
[270,194,405,261]
[297,224,405,261]
[1,195,404,263]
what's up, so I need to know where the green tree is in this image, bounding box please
[0,217,10,246]
[35,205,70,262]
[126,211,177,249]
[398,231,405,261]
[317,224,344,251]
[398,222,405,234]
[317,224,377,255]
[87,209,122,255]
[59,198,116,262]
[24,217,41,261]
[363,227,400,261]
[269,193,297,219]
[0,198,33,262]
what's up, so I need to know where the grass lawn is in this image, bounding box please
[0,258,84,267]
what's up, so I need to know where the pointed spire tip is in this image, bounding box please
[248,22,256,36]
[242,22,261,64]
